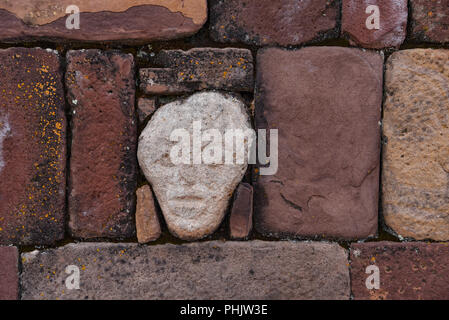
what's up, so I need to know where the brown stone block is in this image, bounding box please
[254,47,383,240]
[351,242,449,300]
[382,49,449,241]
[342,0,408,48]
[0,48,66,245]
[140,48,254,94]
[66,50,137,239]
[210,0,339,46]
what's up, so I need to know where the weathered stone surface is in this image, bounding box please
[0,48,66,245]
[66,50,137,239]
[137,97,157,123]
[0,246,18,300]
[0,0,207,42]
[351,242,449,300]
[410,0,449,43]
[230,183,253,239]
[342,0,408,48]
[210,0,339,46]
[136,185,161,243]
[140,48,254,94]
[21,241,350,300]
[255,47,383,240]
[138,91,254,241]
[382,49,449,241]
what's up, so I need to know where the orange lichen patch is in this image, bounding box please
[0,48,65,244]
[369,289,389,300]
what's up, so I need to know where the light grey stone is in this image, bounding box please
[21,241,350,300]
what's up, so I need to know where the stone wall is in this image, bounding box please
[0,0,448,300]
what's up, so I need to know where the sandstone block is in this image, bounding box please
[382,49,449,241]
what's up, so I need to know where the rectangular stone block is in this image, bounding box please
[140,48,254,94]
[342,0,408,48]
[21,241,350,300]
[255,47,383,240]
[0,48,66,245]
[0,0,207,42]
[66,50,137,239]
[382,49,449,241]
[210,0,339,46]
[0,246,18,300]
[351,242,449,300]
[410,0,449,43]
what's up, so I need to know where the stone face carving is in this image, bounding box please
[138,91,254,240]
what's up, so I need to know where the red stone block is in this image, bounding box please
[254,47,383,240]
[66,50,137,239]
[351,242,449,300]
[410,0,449,43]
[140,48,254,94]
[342,0,408,48]
[0,48,66,245]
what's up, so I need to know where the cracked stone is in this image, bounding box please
[254,47,383,240]
[342,0,408,48]
[410,0,449,43]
